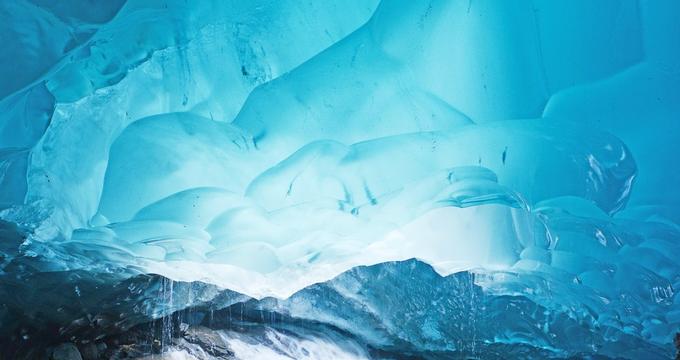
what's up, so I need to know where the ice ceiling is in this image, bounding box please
[1,0,679,357]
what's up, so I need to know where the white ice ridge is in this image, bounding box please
[55,112,632,299]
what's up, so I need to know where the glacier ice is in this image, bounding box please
[1,0,679,358]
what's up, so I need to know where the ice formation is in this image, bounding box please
[1,0,679,358]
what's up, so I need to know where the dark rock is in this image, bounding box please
[51,343,83,360]
[79,343,98,360]
[183,326,234,357]
[106,344,151,359]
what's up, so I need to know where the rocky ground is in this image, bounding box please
[47,324,235,360]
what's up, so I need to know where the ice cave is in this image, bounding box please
[1,0,679,359]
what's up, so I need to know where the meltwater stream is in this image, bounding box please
[1,0,679,359]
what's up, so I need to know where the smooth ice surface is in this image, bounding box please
[1,0,679,358]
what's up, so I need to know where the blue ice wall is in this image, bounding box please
[1,0,679,358]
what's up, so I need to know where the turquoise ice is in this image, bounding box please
[1,0,679,358]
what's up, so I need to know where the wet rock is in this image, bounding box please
[183,326,234,358]
[135,350,195,360]
[51,343,83,360]
[78,343,98,360]
[106,344,152,359]
[96,342,107,354]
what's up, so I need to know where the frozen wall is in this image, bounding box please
[0,0,679,357]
